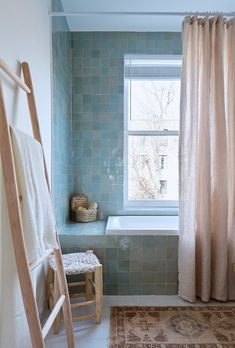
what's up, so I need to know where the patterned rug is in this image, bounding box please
[109,306,235,348]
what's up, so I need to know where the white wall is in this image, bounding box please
[0,0,51,346]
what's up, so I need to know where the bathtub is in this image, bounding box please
[105,216,179,235]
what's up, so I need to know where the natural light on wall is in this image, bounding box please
[124,55,182,210]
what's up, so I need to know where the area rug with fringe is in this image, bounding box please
[109,306,235,348]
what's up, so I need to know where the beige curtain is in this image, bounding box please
[179,16,235,302]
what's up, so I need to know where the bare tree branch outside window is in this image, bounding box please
[128,80,180,201]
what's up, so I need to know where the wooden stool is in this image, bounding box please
[47,250,103,334]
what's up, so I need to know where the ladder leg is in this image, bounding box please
[54,249,74,348]
[22,62,75,347]
[0,83,45,348]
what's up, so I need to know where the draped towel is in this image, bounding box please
[11,127,58,264]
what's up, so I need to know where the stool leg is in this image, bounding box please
[47,266,54,310]
[53,271,61,334]
[85,272,93,300]
[94,265,103,324]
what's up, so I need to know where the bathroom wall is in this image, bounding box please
[71,32,182,218]
[52,0,73,227]
[0,0,51,346]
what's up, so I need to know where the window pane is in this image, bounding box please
[128,136,178,201]
[129,79,180,131]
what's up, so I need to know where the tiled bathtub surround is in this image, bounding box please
[52,0,73,227]
[60,232,178,295]
[71,32,182,218]
[52,31,181,295]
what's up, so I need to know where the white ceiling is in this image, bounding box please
[60,0,235,32]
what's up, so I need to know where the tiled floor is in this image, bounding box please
[45,295,235,348]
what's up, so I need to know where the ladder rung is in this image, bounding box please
[68,281,86,287]
[29,248,54,271]
[72,312,96,322]
[69,292,86,298]
[71,300,95,309]
[42,295,65,339]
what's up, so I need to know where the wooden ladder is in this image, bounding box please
[0,59,75,348]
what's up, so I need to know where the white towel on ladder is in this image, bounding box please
[10,127,58,264]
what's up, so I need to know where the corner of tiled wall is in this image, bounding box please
[52,0,73,227]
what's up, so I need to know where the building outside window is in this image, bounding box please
[159,155,167,170]
[159,180,167,196]
[124,55,181,210]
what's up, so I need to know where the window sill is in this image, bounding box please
[58,221,106,236]
[123,206,179,215]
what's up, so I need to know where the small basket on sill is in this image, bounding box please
[71,195,97,223]
[71,195,88,211]
[76,205,97,223]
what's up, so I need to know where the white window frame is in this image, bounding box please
[123,54,182,212]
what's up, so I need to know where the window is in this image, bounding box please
[124,55,181,210]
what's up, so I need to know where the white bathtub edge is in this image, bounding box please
[105,216,179,236]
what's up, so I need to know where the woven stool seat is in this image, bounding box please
[49,251,101,275]
[47,250,103,331]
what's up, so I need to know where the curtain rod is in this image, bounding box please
[49,11,235,17]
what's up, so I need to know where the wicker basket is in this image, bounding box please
[76,207,97,223]
[71,195,88,211]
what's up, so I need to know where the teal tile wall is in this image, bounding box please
[60,234,178,295]
[52,0,73,227]
[71,32,182,218]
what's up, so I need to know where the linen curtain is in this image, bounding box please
[179,16,235,302]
